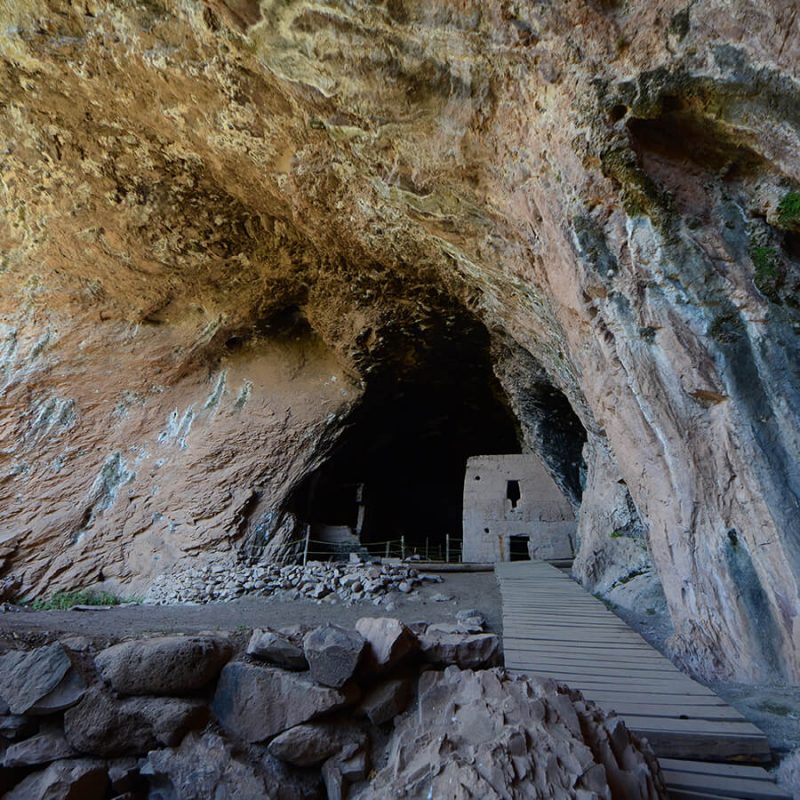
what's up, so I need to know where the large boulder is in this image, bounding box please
[143,732,273,800]
[94,636,233,696]
[0,644,85,714]
[212,662,357,743]
[143,732,323,800]
[354,617,418,673]
[64,687,207,756]
[2,728,75,768]
[356,667,665,799]
[247,630,308,671]
[357,678,413,726]
[303,625,366,688]
[419,630,502,670]
[267,721,367,767]
[3,758,108,800]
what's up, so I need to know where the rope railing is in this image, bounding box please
[292,530,464,566]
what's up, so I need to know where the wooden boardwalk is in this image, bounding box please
[496,560,789,799]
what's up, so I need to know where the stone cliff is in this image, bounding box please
[1,0,798,684]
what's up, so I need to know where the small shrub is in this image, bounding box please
[750,245,782,299]
[777,191,800,229]
[31,590,120,611]
[709,311,742,343]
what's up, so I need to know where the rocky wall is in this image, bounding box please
[0,618,664,799]
[0,1,798,683]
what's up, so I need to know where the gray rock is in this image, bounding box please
[2,728,75,768]
[3,758,108,800]
[268,721,366,767]
[0,643,84,715]
[303,625,366,688]
[456,609,485,626]
[258,752,323,800]
[143,732,272,800]
[357,667,664,799]
[0,714,37,739]
[28,669,87,715]
[107,757,140,794]
[430,592,454,602]
[212,662,357,743]
[247,630,308,670]
[355,617,419,672]
[358,678,413,725]
[419,631,502,669]
[322,745,368,800]
[278,624,311,645]
[95,635,232,696]
[64,687,207,756]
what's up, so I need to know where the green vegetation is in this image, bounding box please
[777,191,800,229]
[709,311,742,343]
[750,244,782,299]
[609,530,624,539]
[31,590,121,611]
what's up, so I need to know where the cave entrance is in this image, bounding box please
[289,323,523,561]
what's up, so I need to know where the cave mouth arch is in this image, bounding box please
[287,319,524,557]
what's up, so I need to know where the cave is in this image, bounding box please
[288,320,524,559]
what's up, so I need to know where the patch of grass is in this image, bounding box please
[777,191,800,229]
[31,590,121,610]
[609,530,625,539]
[750,244,782,299]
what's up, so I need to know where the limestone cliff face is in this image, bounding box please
[1,0,798,683]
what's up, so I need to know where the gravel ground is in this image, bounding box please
[0,570,502,651]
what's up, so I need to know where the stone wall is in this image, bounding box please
[0,619,664,799]
[462,455,576,563]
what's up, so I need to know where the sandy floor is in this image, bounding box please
[0,571,503,651]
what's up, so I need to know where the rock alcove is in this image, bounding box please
[0,0,798,690]
[286,315,524,556]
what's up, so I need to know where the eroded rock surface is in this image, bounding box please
[64,688,207,757]
[0,1,797,684]
[354,667,665,800]
[212,662,357,743]
[94,635,233,695]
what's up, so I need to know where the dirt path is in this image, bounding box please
[0,571,502,650]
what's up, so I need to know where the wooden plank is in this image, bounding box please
[633,730,771,762]
[503,669,721,694]
[660,760,779,781]
[590,703,745,722]
[613,716,764,736]
[503,631,656,645]
[502,661,689,680]
[501,641,672,659]
[661,771,788,798]
[503,641,681,660]
[512,653,688,674]
[578,690,734,707]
